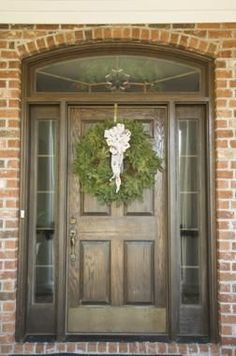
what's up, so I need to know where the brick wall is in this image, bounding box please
[0,24,236,355]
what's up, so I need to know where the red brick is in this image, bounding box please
[179,35,189,47]
[157,342,167,353]
[218,240,231,250]
[112,27,122,39]
[222,315,236,324]
[217,201,229,209]
[216,89,233,97]
[108,342,118,353]
[123,27,131,39]
[97,342,107,353]
[87,342,97,352]
[217,171,233,179]
[188,37,199,50]
[36,24,60,30]
[76,342,87,352]
[26,41,37,53]
[160,30,170,43]
[36,38,47,50]
[219,273,236,282]
[168,342,178,353]
[132,27,140,39]
[3,302,15,312]
[2,322,15,333]
[218,231,235,240]
[1,345,13,354]
[216,80,228,89]
[208,30,232,39]
[223,40,236,48]
[146,342,156,353]
[57,343,66,352]
[151,29,160,42]
[216,130,233,138]
[118,343,128,353]
[218,50,233,58]
[24,343,35,353]
[220,304,231,313]
[67,343,76,352]
[35,344,45,353]
[103,28,112,39]
[216,70,233,79]
[197,23,221,29]
[217,191,233,199]
[217,210,234,219]
[221,337,236,345]
[215,120,228,128]
[46,36,56,48]
[93,28,103,40]
[4,260,17,269]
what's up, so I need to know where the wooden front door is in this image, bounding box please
[67,105,167,334]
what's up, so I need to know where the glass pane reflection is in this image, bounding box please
[38,121,56,155]
[179,157,198,191]
[38,157,56,191]
[180,193,198,229]
[178,120,197,155]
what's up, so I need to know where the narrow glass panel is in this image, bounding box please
[35,267,54,303]
[178,119,200,304]
[34,120,57,303]
[180,193,198,229]
[181,267,199,304]
[36,55,200,93]
[36,230,54,266]
[178,120,198,155]
[38,158,56,191]
[38,121,56,155]
[181,234,199,266]
[179,157,198,192]
[37,192,55,228]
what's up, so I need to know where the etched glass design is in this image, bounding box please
[36,55,200,93]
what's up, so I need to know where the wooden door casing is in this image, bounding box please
[67,105,167,334]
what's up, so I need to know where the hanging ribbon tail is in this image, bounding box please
[115,176,121,193]
[105,123,131,193]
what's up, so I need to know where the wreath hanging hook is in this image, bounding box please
[114,103,118,123]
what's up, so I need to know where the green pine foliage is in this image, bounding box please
[73,120,162,205]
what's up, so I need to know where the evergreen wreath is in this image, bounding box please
[73,120,162,205]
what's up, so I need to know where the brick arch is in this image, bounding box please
[16,26,219,59]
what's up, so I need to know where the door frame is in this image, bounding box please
[17,42,217,342]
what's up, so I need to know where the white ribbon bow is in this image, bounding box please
[104,123,131,193]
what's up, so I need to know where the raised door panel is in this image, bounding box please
[81,193,110,215]
[124,241,154,304]
[80,241,111,304]
[125,188,154,215]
